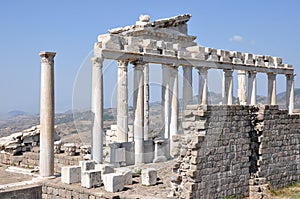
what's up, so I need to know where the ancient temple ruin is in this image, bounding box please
[0,14,298,199]
[91,14,295,166]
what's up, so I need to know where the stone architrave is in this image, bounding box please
[286,74,295,114]
[267,73,276,105]
[117,60,129,142]
[132,60,145,165]
[237,70,247,105]
[182,66,193,109]
[198,67,208,105]
[247,71,257,105]
[222,69,233,105]
[91,57,104,163]
[39,51,56,178]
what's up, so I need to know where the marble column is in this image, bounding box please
[161,65,170,139]
[286,74,295,114]
[39,51,56,177]
[144,63,149,140]
[267,73,276,105]
[169,66,179,138]
[117,60,128,142]
[133,60,144,165]
[198,67,208,105]
[91,57,104,163]
[237,70,247,105]
[182,66,193,109]
[247,71,257,105]
[222,69,233,105]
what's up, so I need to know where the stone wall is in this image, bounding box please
[0,185,42,199]
[0,151,85,172]
[171,105,300,198]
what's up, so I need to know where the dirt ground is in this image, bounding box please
[0,164,33,185]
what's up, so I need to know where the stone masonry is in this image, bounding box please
[171,104,300,199]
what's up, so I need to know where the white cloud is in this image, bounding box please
[229,35,243,42]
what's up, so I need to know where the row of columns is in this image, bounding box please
[89,56,295,165]
[37,52,295,176]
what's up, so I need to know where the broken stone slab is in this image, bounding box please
[81,170,102,188]
[95,164,114,175]
[64,143,76,156]
[79,160,95,172]
[80,145,91,155]
[141,168,157,186]
[54,140,62,154]
[115,167,132,185]
[103,173,124,193]
[61,166,81,184]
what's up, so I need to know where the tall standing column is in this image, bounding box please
[286,74,295,114]
[133,60,144,165]
[222,69,233,105]
[198,67,208,105]
[117,60,128,142]
[247,71,257,105]
[182,66,193,109]
[144,63,149,140]
[39,51,56,177]
[237,70,247,105]
[169,66,179,139]
[267,73,276,105]
[161,65,170,139]
[91,57,104,163]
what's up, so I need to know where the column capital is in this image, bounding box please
[286,73,296,79]
[237,70,246,75]
[197,67,208,75]
[39,51,56,65]
[131,59,146,67]
[117,60,129,68]
[91,57,104,65]
[223,69,233,76]
[248,71,257,75]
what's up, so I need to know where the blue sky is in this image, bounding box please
[0,1,299,113]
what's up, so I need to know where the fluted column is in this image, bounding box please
[132,60,144,165]
[237,70,247,105]
[144,63,149,140]
[39,51,56,177]
[286,74,295,114]
[267,73,276,105]
[91,57,104,163]
[161,65,170,139]
[198,67,208,105]
[182,66,193,109]
[117,60,128,142]
[169,66,179,138]
[247,71,257,105]
[222,69,233,105]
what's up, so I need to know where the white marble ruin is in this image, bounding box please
[37,14,295,178]
[90,14,295,165]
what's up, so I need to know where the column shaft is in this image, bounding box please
[237,70,247,105]
[198,67,208,105]
[161,65,170,139]
[286,74,295,114]
[222,69,233,105]
[182,66,193,108]
[39,51,56,177]
[133,61,144,165]
[91,57,104,163]
[169,66,179,137]
[117,60,128,142]
[247,71,257,105]
[144,63,149,140]
[267,73,276,105]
